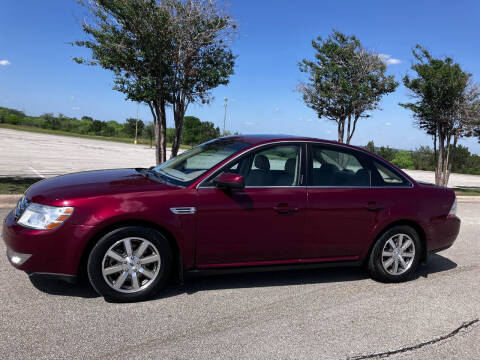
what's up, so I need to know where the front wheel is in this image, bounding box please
[87,226,172,302]
[368,225,422,283]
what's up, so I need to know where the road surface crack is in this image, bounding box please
[347,318,479,359]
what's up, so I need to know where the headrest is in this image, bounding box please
[319,163,338,173]
[313,148,324,163]
[254,154,270,171]
[285,158,296,175]
[356,169,369,176]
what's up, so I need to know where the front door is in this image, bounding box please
[195,143,307,267]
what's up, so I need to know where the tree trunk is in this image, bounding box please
[346,115,351,144]
[337,117,345,143]
[445,133,458,186]
[171,100,186,158]
[346,113,360,145]
[435,129,444,186]
[441,135,452,187]
[171,112,183,158]
[149,100,167,165]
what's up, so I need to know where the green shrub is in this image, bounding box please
[391,150,414,169]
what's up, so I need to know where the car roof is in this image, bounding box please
[219,134,365,152]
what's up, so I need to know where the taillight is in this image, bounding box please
[448,197,457,218]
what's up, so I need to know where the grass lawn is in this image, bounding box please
[0,177,42,194]
[454,187,480,196]
[0,123,187,149]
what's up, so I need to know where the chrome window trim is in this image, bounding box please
[306,185,414,189]
[199,185,307,189]
[196,140,414,190]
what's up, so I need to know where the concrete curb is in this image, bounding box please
[456,196,480,203]
[1,194,480,208]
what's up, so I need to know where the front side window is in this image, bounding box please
[151,138,250,186]
[208,144,302,187]
[311,146,370,187]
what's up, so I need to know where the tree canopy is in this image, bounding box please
[401,45,480,185]
[73,0,235,164]
[298,30,398,144]
[182,116,220,146]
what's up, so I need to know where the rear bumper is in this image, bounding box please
[2,210,92,276]
[427,215,461,252]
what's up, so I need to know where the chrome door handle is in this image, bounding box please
[364,201,384,211]
[273,203,298,214]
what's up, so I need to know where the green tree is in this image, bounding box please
[391,150,414,169]
[74,0,236,164]
[89,120,105,135]
[450,144,471,173]
[166,128,175,144]
[144,122,155,148]
[124,118,145,139]
[401,45,480,185]
[182,116,220,146]
[365,140,375,153]
[298,30,398,144]
[41,113,61,130]
[164,0,236,157]
[74,0,174,163]
[411,146,434,171]
[376,146,396,162]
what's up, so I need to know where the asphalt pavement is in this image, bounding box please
[0,203,479,359]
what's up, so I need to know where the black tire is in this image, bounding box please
[368,225,422,283]
[87,226,172,302]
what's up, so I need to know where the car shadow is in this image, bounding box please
[29,275,100,299]
[155,253,458,300]
[414,253,457,279]
[28,253,457,300]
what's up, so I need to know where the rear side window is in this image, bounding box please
[372,161,410,187]
[311,146,370,187]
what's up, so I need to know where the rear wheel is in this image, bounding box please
[368,225,421,282]
[87,226,172,302]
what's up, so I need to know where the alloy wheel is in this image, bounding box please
[101,237,161,293]
[381,233,416,276]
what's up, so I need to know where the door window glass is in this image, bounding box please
[311,146,370,187]
[209,144,301,187]
[372,161,409,186]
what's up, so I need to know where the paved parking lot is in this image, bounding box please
[2,128,480,189]
[0,203,479,359]
[0,128,161,178]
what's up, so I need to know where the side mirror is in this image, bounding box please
[215,172,245,190]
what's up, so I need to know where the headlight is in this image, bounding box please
[17,203,74,230]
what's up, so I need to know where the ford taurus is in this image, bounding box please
[2,135,460,301]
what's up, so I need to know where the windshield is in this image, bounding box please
[151,138,251,186]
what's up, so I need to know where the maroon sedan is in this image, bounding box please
[3,135,460,301]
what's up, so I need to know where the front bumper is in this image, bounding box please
[2,209,93,276]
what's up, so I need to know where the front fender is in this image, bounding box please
[68,189,197,272]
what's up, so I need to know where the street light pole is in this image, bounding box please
[223,97,228,135]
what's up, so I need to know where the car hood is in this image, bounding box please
[25,168,180,204]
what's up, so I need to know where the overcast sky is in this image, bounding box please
[1,0,480,153]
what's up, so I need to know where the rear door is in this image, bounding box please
[304,143,379,259]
